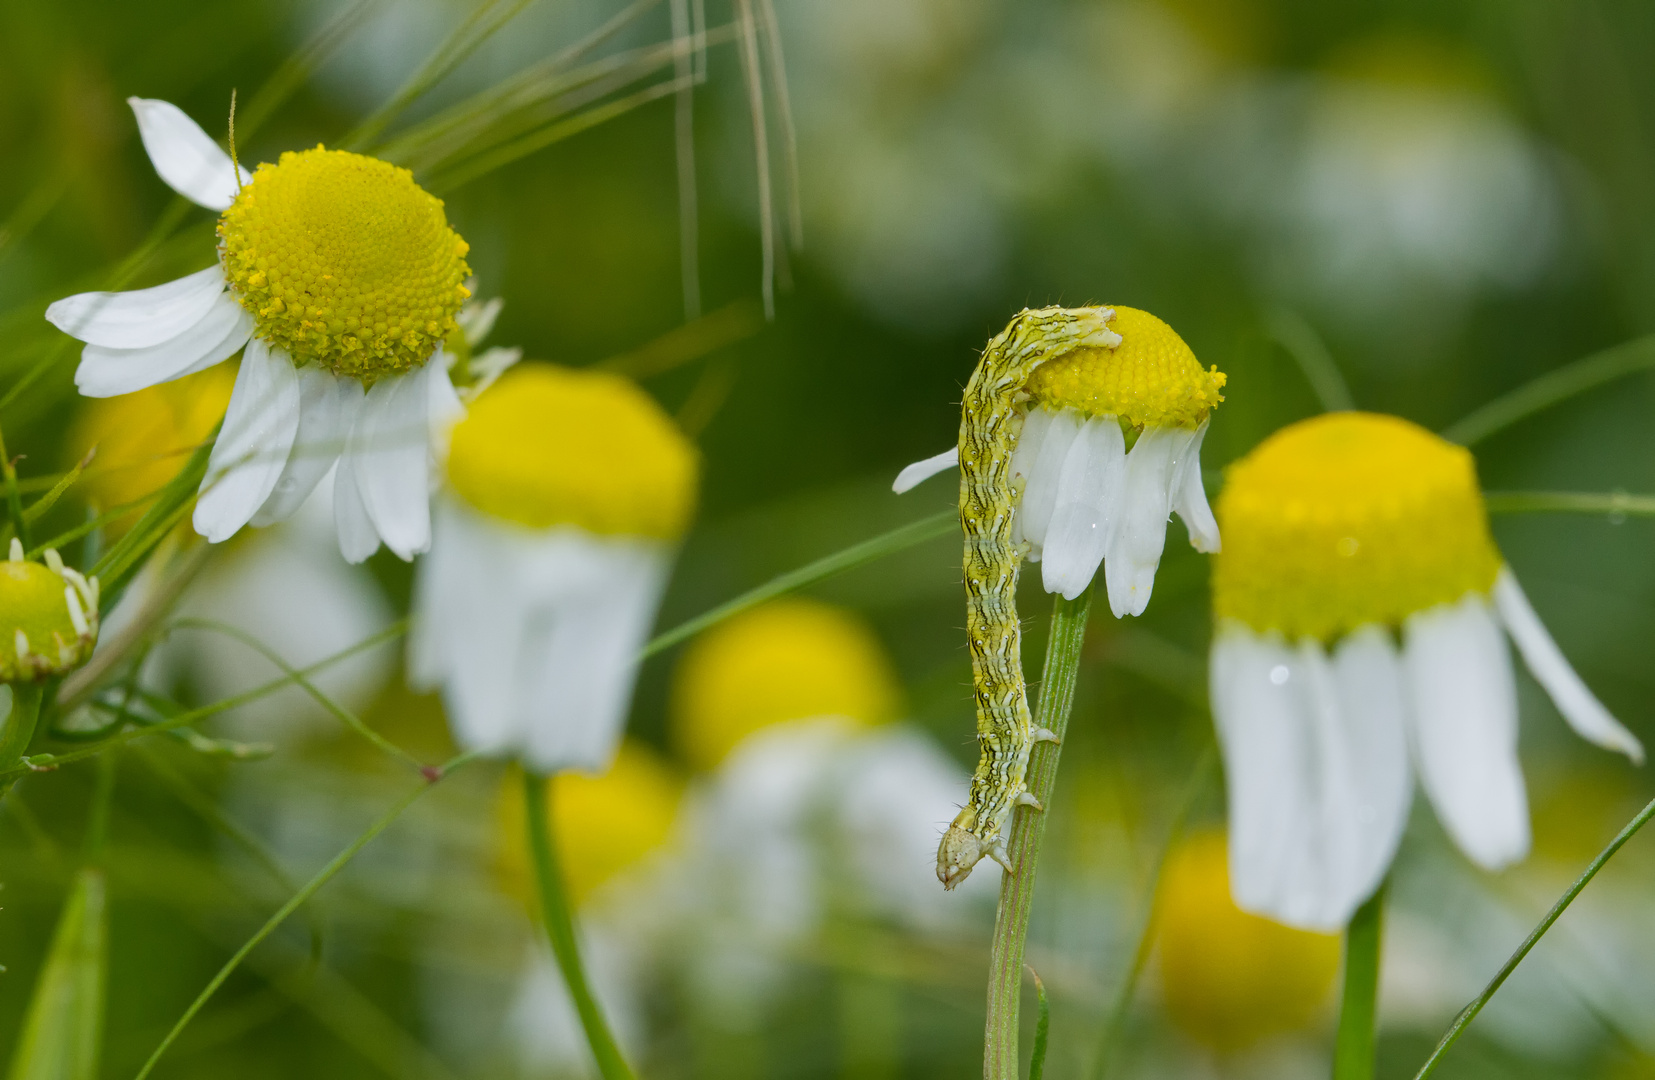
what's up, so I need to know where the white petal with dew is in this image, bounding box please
[128,97,251,210]
[1211,623,1319,926]
[346,365,433,561]
[1173,419,1220,553]
[330,382,377,563]
[1040,415,1126,600]
[1403,593,1529,870]
[892,446,958,494]
[1103,424,1196,617]
[1491,567,1644,764]
[193,338,301,543]
[518,537,672,774]
[46,265,226,348]
[75,293,252,398]
[1019,407,1083,555]
[251,362,356,527]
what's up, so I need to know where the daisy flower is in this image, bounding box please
[45,98,472,562]
[1209,412,1643,931]
[410,364,696,774]
[894,306,1226,616]
[0,541,100,772]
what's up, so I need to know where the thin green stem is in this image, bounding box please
[1412,791,1655,1079]
[1441,333,1655,447]
[1333,885,1385,1080]
[1089,743,1217,1080]
[132,751,477,1080]
[985,588,1094,1080]
[523,771,637,1080]
[642,509,956,658]
[83,749,118,864]
[0,416,31,551]
[1268,308,1353,413]
[1027,967,1051,1080]
[1483,490,1655,517]
[0,681,44,774]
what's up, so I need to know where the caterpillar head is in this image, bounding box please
[937,824,987,890]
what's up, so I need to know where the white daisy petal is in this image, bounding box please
[347,364,433,561]
[426,351,465,464]
[1491,566,1644,764]
[331,417,380,564]
[250,364,357,527]
[193,338,301,543]
[1403,593,1530,870]
[1210,623,1321,926]
[408,498,468,689]
[519,541,671,774]
[892,446,959,494]
[1103,424,1197,618]
[74,292,252,398]
[1019,408,1083,554]
[1009,408,1051,550]
[1327,625,1413,916]
[1040,415,1126,601]
[46,265,225,348]
[1173,419,1220,553]
[427,507,526,754]
[128,97,251,211]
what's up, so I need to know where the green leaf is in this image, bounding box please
[6,868,108,1080]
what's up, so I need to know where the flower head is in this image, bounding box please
[45,99,471,562]
[1210,412,1641,930]
[412,364,696,774]
[0,542,99,682]
[669,598,900,771]
[1155,830,1339,1052]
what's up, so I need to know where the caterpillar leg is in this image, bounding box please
[1015,790,1044,811]
[987,843,1014,873]
[1032,726,1060,744]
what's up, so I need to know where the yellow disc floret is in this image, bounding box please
[1156,830,1339,1052]
[0,552,99,681]
[447,364,697,538]
[670,598,901,772]
[218,147,471,381]
[1024,306,1226,429]
[497,743,683,907]
[1213,412,1501,642]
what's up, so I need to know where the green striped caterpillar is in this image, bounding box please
[937,306,1123,889]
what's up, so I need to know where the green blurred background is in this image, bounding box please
[6,0,1655,1077]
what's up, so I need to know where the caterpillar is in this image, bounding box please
[936,305,1122,889]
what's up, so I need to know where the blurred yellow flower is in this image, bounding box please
[499,740,683,908]
[1155,829,1338,1052]
[67,365,235,525]
[669,598,900,772]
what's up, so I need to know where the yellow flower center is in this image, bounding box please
[446,364,697,537]
[218,148,471,381]
[670,599,901,772]
[0,559,93,681]
[1213,411,1501,642]
[1155,830,1339,1052]
[496,743,683,907]
[1023,306,1226,429]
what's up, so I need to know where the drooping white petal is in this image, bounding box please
[345,365,433,561]
[329,382,378,562]
[46,265,226,348]
[1210,623,1320,926]
[892,446,959,494]
[128,97,251,211]
[518,538,672,774]
[1491,566,1644,764]
[1019,408,1083,556]
[1172,419,1220,553]
[426,353,465,465]
[250,364,357,527]
[407,499,465,690]
[1327,626,1413,912]
[1103,424,1198,618]
[1040,415,1126,600]
[1403,593,1530,870]
[75,292,252,398]
[193,338,301,543]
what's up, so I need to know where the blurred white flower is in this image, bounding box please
[510,932,645,1079]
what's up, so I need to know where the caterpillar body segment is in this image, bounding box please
[936,306,1122,890]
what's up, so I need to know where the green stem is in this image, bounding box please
[1333,885,1385,1080]
[984,588,1094,1080]
[0,681,45,804]
[1413,791,1655,1080]
[523,771,637,1080]
[1027,967,1051,1080]
[1441,333,1655,446]
[1482,490,1655,517]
